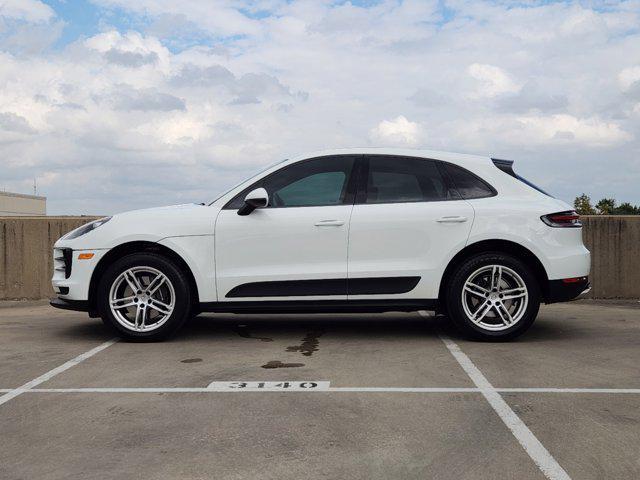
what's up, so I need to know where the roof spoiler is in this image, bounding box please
[491,158,516,178]
[492,157,553,197]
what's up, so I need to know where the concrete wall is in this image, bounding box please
[0,192,47,216]
[0,217,100,300]
[0,215,639,300]
[581,216,640,299]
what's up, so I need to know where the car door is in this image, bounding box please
[347,155,476,300]
[215,155,357,301]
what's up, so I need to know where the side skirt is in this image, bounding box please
[225,276,421,298]
[199,299,438,314]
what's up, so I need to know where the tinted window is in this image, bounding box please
[442,163,495,199]
[364,156,457,204]
[275,171,346,207]
[225,156,355,209]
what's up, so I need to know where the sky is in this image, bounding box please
[0,0,639,215]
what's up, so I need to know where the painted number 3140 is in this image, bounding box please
[207,381,330,391]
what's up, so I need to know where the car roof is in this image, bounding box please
[288,147,492,165]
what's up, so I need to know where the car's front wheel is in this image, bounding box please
[445,252,540,340]
[97,253,192,341]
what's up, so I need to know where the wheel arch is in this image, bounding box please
[438,239,550,305]
[88,241,200,315]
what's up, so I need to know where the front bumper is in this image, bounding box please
[545,277,590,304]
[50,298,90,312]
[51,247,107,301]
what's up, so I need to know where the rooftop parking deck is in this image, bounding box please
[0,299,639,479]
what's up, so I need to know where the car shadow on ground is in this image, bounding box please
[182,313,440,341]
[52,310,588,344]
[53,318,114,342]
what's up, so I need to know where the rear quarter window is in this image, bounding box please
[441,163,496,199]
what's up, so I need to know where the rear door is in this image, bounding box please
[347,155,475,300]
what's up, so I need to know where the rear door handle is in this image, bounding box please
[315,220,345,227]
[436,216,468,223]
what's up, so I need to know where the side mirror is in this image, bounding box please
[238,187,269,216]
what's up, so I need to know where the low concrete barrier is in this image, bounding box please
[0,216,100,300]
[581,216,640,299]
[0,215,639,300]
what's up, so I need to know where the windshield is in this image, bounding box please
[208,158,288,205]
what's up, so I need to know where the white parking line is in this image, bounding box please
[497,388,640,393]
[0,387,637,394]
[0,339,118,407]
[20,387,478,393]
[438,332,571,480]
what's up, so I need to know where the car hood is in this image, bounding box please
[55,203,218,250]
[117,203,208,217]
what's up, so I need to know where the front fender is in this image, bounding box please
[157,235,217,302]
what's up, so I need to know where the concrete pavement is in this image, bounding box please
[0,300,638,479]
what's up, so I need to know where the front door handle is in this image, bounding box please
[315,220,345,227]
[436,216,468,223]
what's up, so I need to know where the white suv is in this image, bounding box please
[51,148,590,341]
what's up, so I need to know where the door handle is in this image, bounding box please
[315,220,345,227]
[436,216,468,223]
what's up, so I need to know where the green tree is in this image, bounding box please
[596,198,616,215]
[574,194,595,215]
[613,202,640,215]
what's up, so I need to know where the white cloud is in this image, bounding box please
[0,0,54,23]
[468,64,521,98]
[92,0,260,37]
[515,114,631,146]
[0,0,62,53]
[370,116,423,146]
[0,112,36,134]
[1,1,639,213]
[619,66,640,90]
[136,113,212,146]
[103,85,186,112]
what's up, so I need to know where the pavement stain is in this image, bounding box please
[234,324,273,342]
[107,406,136,416]
[286,329,324,357]
[261,360,305,369]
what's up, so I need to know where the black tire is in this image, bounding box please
[445,252,540,341]
[97,253,192,341]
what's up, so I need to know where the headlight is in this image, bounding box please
[63,217,112,240]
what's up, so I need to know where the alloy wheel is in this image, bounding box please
[108,266,175,332]
[461,264,529,331]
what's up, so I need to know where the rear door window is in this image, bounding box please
[362,156,459,204]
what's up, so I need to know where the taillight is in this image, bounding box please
[541,210,582,228]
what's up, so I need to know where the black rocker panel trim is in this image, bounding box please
[201,299,438,314]
[348,276,421,295]
[225,276,421,298]
[227,278,346,298]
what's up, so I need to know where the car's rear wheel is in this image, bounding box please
[445,252,540,340]
[97,253,192,341]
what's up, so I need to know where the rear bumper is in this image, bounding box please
[50,297,90,312]
[545,277,590,304]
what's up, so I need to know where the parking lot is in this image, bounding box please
[0,300,639,480]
